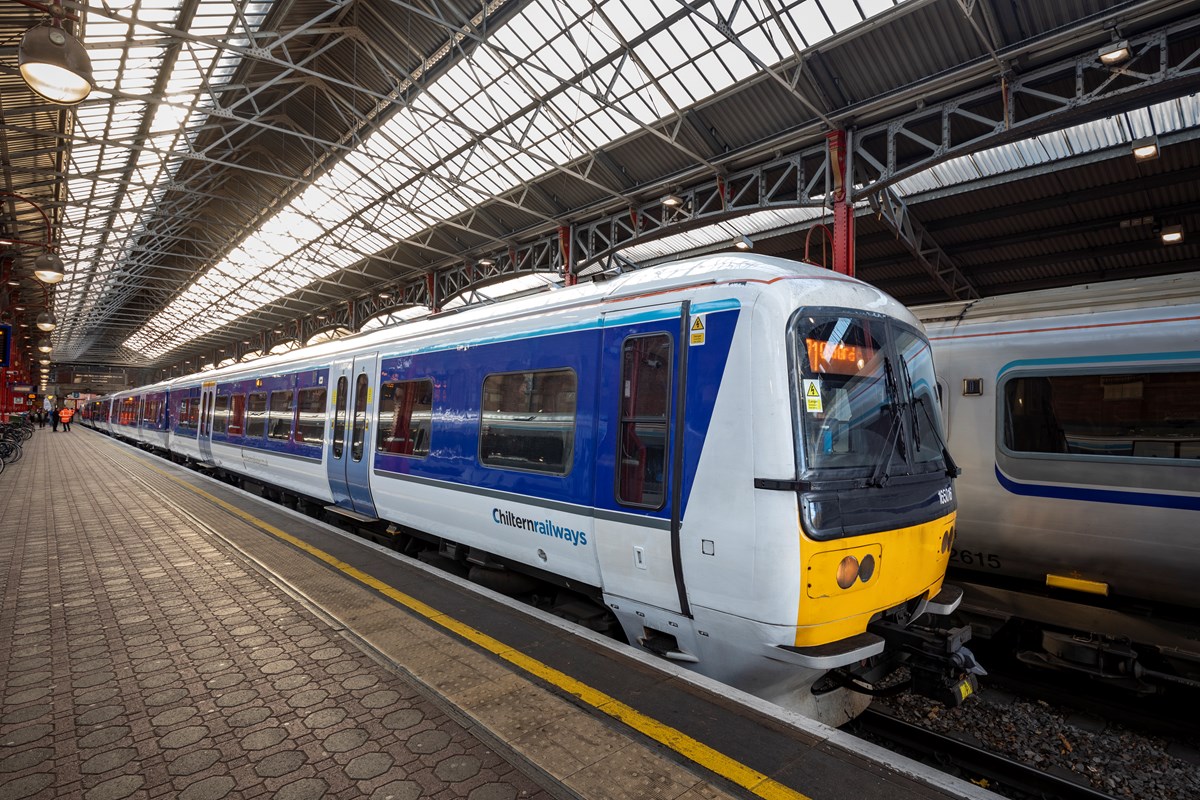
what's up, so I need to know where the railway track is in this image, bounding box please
[850,707,1123,800]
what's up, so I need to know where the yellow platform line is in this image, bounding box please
[123,448,810,800]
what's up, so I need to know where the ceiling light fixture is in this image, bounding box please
[477,258,495,268]
[1131,135,1159,162]
[661,193,684,208]
[0,193,68,284]
[734,234,753,251]
[1160,224,1184,245]
[33,251,65,284]
[37,337,52,353]
[18,15,94,105]
[1098,39,1131,65]
[36,310,57,332]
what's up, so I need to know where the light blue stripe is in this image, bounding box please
[998,350,1200,378]
[692,298,741,315]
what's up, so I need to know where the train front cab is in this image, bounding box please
[779,308,981,707]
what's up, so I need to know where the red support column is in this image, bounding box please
[826,130,855,277]
[559,226,576,286]
[425,273,439,314]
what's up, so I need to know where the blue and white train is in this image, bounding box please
[84,254,980,724]
[918,272,1200,691]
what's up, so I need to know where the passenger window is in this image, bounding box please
[186,397,201,430]
[333,377,348,458]
[351,374,369,462]
[246,392,268,438]
[378,379,433,457]
[199,393,210,436]
[141,398,159,428]
[296,387,326,444]
[1004,371,1200,459]
[480,369,576,474]
[228,394,246,437]
[617,335,671,508]
[212,394,230,435]
[268,390,294,440]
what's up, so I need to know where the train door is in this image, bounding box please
[326,353,379,518]
[594,302,690,615]
[198,381,216,462]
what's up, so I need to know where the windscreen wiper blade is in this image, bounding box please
[914,396,962,478]
[899,358,921,454]
[868,357,907,488]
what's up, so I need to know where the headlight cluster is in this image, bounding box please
[835,553,877,589]
[940,525,956,554]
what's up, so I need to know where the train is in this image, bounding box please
[916,272,1200,692]
[79,254,981,726]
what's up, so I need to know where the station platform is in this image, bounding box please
[0,426,999,800]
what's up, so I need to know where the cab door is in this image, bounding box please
[326,353,379,518]
[594,302,690,615]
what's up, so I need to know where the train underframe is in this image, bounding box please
[952,575,1200,693]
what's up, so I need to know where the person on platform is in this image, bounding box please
[59,406,74,432]
[51,406,60,432]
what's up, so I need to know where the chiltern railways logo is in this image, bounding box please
[492,507,588,547]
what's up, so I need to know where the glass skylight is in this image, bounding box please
[54,0,270,359]
[121,0,910,359]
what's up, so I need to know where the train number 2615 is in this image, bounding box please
[949,549,1001,569]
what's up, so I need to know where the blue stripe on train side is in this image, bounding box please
[995,466,1200,511]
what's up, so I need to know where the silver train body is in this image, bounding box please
[917,272,1200,689]
[85,255,980,725]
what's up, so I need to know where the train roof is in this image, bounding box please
[146,255,910,389]
[912,271,1200,326]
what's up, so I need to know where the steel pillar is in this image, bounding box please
[827,130,854,277]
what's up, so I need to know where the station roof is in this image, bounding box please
[2,0,1198,385]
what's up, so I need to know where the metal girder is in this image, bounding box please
[850,15,1200,197]
[868,187,980,301]
[573,145,833,265]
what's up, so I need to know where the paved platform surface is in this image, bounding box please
[0,428,574,800]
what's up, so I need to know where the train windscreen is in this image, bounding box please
[796,315,949,481]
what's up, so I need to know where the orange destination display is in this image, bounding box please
[805,338,875,375]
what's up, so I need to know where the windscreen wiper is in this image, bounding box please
[900,358,922,455]
[868,357,907,488]
[913,396,962,478]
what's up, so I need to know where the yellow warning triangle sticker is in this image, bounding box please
[807,383,819,397]
[691,317,704,331]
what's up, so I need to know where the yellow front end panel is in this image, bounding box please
[795,511,955,647]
